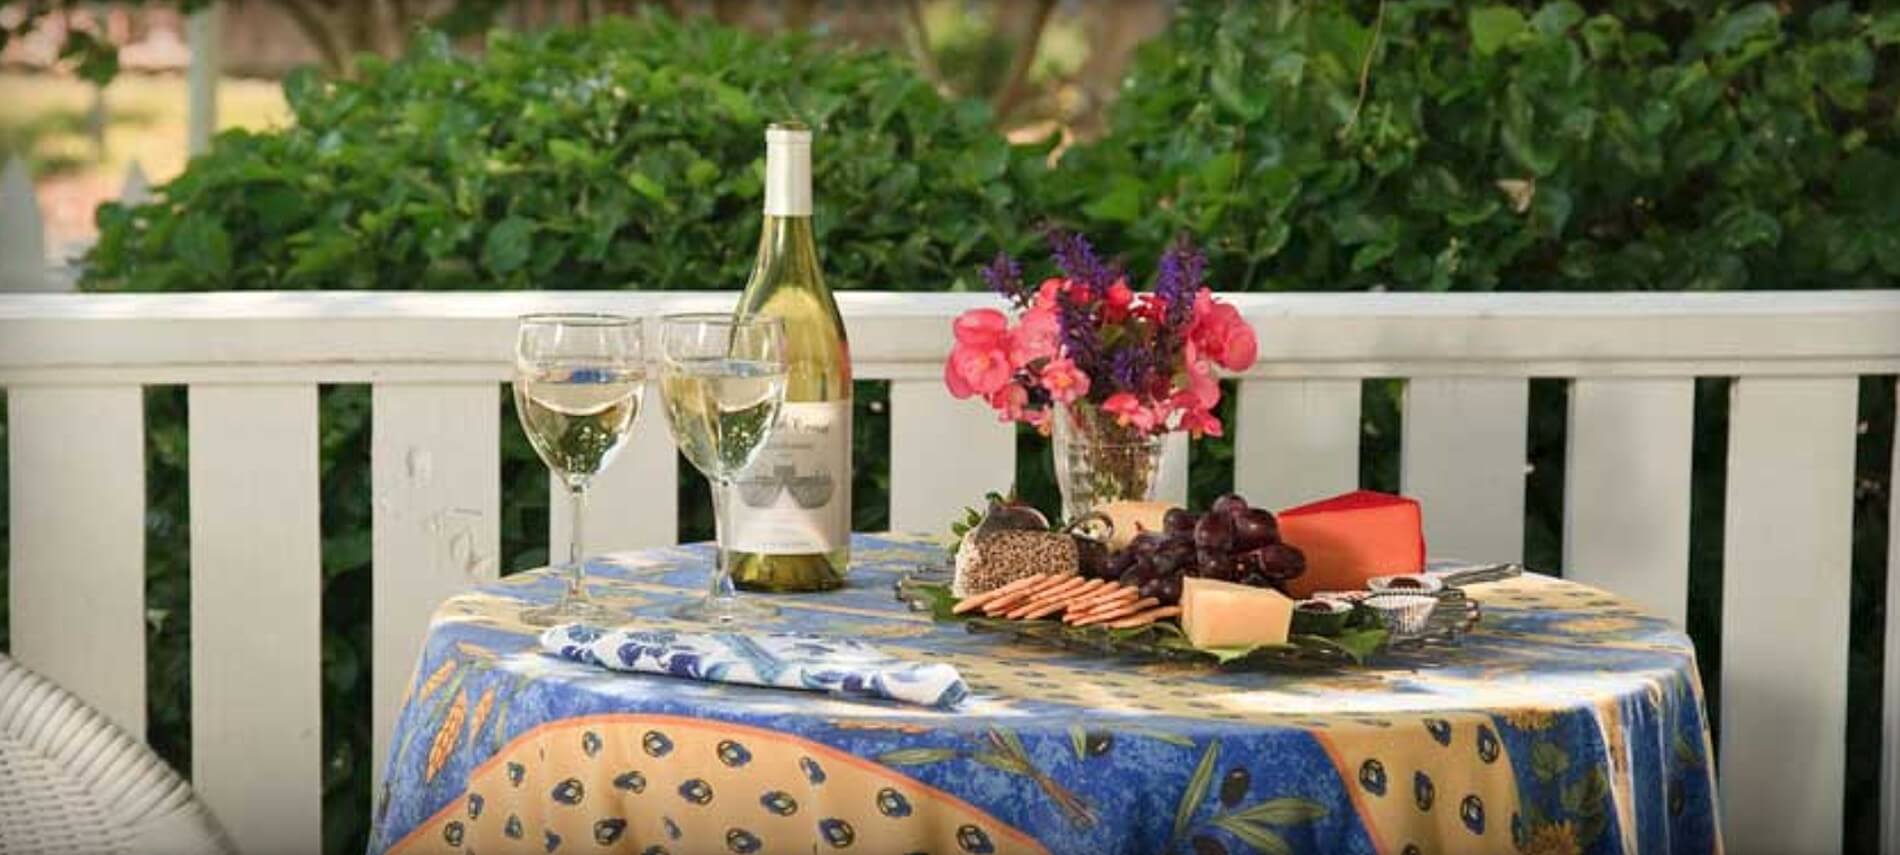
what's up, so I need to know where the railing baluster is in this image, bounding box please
[888,380,1014,534]
[1234,378,1361,509]
[6,385,146,738]
[1883,377,1899,855]
[370,383,500,794]
[1720,376,1857,855]
[0,158,48,293]
[189,384,322,855]
[1563,378,1694,623]
[1400,377,1529,562]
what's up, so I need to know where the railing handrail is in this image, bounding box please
[3,290,1897,384]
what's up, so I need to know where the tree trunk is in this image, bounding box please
[1069,0,1172,138]
[988,0,1056,122]
[900,0,950,95]
[783,0,817,30]
[270,0,351,74]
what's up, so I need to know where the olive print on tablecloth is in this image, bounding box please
[390,715,1033,854]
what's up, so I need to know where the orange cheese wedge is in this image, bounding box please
[1279,491,1427,598]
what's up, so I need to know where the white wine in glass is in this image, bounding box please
[513,313,646,627]
[658,314,788,623]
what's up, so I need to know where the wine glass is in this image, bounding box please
[512,313,647,626]
[657,313,788,623]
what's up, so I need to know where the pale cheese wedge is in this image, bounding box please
[1181,576,1294,649]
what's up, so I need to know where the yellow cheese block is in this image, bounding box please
[1181,577,1294,649]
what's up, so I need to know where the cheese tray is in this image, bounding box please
[895,563,1503,672]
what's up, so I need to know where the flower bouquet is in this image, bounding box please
[944,231,1259,518]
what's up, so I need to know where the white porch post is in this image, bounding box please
[186,6,222,156]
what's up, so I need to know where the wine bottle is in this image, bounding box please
[725,121,852,591]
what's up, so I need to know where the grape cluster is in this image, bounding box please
[1089,494,1306,605]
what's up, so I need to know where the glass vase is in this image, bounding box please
[1051,403,1164,521]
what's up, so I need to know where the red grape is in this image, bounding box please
[1163,508,1199,536]
[1210,493,1250,518]
[1232,508,1279,550]
[1194,512,1235,551]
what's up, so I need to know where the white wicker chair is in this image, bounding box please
[0,654,233,855]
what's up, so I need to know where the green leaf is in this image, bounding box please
[1198,152,1240,192]
[1211,816,1293,855]
[877,748,958,766]
[482,216,534,275]
[59,30,120,86]
[1672,734,1702,768]
[906,583,962,621]
[1230,797,1327,826]
[1871,11,1900,45]
[1704,4,1781,54]
[1470,6,1529,55]
[1531,741,1570,782]
[970,751,1034,775]
[1562,767,1609,814]
[1172,739,1220,845]
[1351,238,1397,272]
[686,159,720,188]
[628,172,667,203]
[548,139,594,167]
[1070,726,1088,761]
[708,80,758,124]
[1715,205,1781,251]
[171,214,232,282]
[1530,2,1584,36]
[1083,176,1145,224]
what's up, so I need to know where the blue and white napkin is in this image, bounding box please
[541,624,968,709]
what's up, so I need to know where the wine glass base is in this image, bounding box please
[670,595,779,625]
[519,598,627,628]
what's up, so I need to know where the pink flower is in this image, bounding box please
[1010,306,1061,366]
[1038,357,1091,404]
[954,308,1011,350]
[1033,278,1063,310]
[986,383,1029,422]
[1102,392,1157,432]
[1182,345,1221,409]
[944,308,1013,399]
[945,346,1012,398]
[1191,291,1258,372]
[1179,407,1224,438]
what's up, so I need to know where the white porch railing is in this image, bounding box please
[1,290,1897,855]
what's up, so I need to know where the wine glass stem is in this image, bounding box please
[565,482,589,603]
[708,477,739,603]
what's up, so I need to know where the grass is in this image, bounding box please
[0,70,289,181]
[0,71,289,255]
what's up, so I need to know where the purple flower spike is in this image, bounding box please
[1154,236,1206,349]
[981,251,1029,308]
[1047,229,1117,292]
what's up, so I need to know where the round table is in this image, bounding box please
[371,534,1720,855]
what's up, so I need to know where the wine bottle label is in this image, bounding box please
[727,400,850,553]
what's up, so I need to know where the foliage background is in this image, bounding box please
[0,1,1895,852]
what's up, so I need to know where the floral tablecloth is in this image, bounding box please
[371,534,1720,855]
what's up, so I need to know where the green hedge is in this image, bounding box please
[1055,0,1900,292]
[0,3,1888,853]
